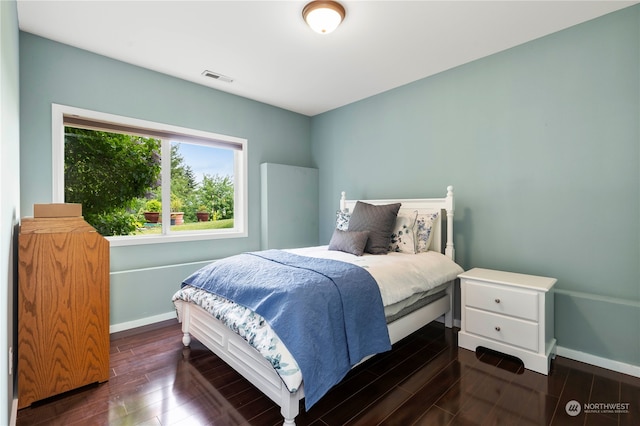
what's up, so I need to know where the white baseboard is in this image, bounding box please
[109,311,177,334]
[10,398,17,426]
[556,345,640,378]
[435,316,461,328]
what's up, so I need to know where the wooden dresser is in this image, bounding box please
[18,213,110,408]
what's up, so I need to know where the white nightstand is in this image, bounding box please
[458,268,557,375]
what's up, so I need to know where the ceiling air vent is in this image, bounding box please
[201,70,234,83]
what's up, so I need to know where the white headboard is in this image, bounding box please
[340,186,455,260]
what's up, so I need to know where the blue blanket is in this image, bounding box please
[182,249,391,409]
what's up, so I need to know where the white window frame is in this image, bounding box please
[52,103,248,246]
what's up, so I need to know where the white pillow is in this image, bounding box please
[335,210,350,231]
[389,210,439,253]
[416,211,439,253]
[389,211,418,253]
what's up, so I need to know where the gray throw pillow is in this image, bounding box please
[347,201,401,254]
[328,229,370,256]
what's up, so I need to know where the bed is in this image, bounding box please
[172,186,461,426]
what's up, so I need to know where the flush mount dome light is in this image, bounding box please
[302,1,346,34]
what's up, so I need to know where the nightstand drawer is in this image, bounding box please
[465,307,539,352]
[464,280,539,321]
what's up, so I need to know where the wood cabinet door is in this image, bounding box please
[18,229,109,408]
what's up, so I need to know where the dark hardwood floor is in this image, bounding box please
[16,319,640,426]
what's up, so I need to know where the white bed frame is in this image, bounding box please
[176,186,456,425]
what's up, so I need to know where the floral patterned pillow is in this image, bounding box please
[416,212,439,253]
[335,210,350,231]
[389,211,418,253]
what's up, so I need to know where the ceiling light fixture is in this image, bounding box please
[302,1,346,35]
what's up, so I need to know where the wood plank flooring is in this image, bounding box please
[16,319,640,426]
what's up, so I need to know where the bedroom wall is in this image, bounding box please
[311,6,640,371]
[260,163,319,250]
[1,0,20,422]
[19,32,313,330]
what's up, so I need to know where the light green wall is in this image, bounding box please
[19,32,313,326]
[1,0,20,421]
[311,6,639,367]
[261,163,319,250]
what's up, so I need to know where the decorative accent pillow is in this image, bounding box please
[347,201,401,255]
[328,229,369,256]
[416,211,439,252]
[389,211,419,253]
[335,210,350,231]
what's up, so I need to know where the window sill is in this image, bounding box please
[107,229,247,247]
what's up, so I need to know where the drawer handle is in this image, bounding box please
[494,298,501,303]
[495,326,501,332]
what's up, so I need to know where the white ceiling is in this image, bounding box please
[16,1,638,116]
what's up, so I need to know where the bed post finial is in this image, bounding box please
[340,191,347,212]
[445,186,455,260]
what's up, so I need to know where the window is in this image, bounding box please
[52,104,247,246]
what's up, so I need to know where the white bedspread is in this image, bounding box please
[287,246,464,307]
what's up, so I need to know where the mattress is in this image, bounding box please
[287,245,463,307]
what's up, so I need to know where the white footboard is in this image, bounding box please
[176,299,303,425]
